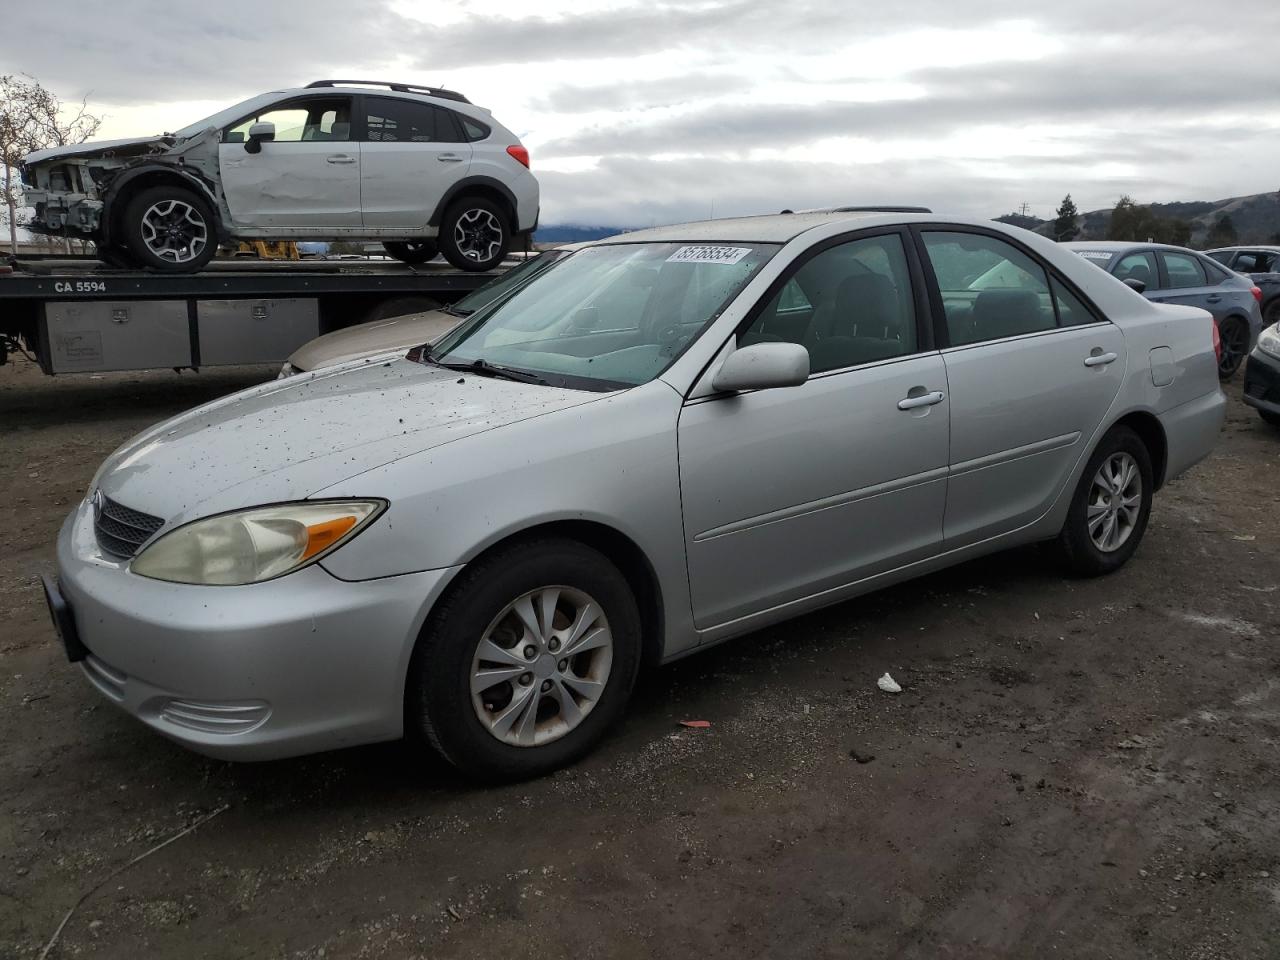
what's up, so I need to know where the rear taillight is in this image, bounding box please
[1251,286,1263,303]
[1212,317,1222,365]
[506,145,530,168]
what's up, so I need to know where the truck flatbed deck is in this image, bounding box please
[0,256,502,375]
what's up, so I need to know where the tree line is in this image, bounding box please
[1048,193,1270,249]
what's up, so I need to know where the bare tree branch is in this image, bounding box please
[1,73,102,253]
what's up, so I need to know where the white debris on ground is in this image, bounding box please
[876,673,902,694]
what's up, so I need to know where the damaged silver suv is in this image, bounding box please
[20,80,540,273]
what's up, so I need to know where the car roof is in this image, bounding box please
[1206,244,1280,253]
[1062,241,1214,255]
[589,211,958,245]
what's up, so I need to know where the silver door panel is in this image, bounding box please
[678,353,949,629]
[941,324,1126,547]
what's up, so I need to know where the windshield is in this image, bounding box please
[450,250,567,315]
[432,242,778,390]
[171,93,282,139]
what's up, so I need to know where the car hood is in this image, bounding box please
[289,308,464,372]
[94,359,602,527]
[25,136,173,164]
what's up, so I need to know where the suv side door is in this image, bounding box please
[217,95,361,229]
[359,95,473,230]
[917,228,1127,547]
[677,230,950,629]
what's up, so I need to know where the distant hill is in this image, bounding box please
[1028,191,1280,246]
[995,212,1047,231]
[533,225,633,244]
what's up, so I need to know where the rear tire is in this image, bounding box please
[383,240,437,264]
[409,538,642,781]
[1051,426,1154,577]
[1217,316,1248,380]
[122,185,217,273]
[1260,410,1280,429]
[438,197,510,272]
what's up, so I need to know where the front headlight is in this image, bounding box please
[1258,323,1280,360]
[131,500,385,585]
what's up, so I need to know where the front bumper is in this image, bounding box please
[53,500,458,760]
[1243,346,1280,416]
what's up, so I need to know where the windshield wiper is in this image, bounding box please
[435,357,549,385]
[440,303,474,318]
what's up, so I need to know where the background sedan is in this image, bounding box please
[1064,241,1264,379]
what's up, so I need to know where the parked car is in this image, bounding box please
[1064,242,1264,379]
[20,80,539,273]
[45,211,1224,780]
[279,248,575,377]
[1205,246,1280,328]
[1243,321,1280,428]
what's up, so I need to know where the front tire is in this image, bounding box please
[410,539,642,781]
[1260,410,1280,429]
[438,197,510,272]
[1217,316,1248,380]
[1052,426,1154,577]
[383,240,437,264]
[122,185,217,273]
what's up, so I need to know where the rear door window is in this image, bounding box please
[363,96,461,143]
[921,231,1056,346]
[1160,251,1207,289]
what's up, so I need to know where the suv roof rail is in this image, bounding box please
[305,80,470,104]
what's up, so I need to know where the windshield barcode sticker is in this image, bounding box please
[666,245,752,265]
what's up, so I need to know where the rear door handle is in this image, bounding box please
[898,390,946,410]
[1084,352,1118,367]
[326,154,357,164]
[437,154,464,163]
[1206,294,1222,303]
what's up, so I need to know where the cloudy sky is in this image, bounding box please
[4,0,1279,228]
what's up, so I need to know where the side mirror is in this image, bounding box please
[711,342,810,393]
[1121,277,1146,294]
[245,122,276,154]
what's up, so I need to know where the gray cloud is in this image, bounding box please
[1,0,415,105]
[538,41,1280,158]
[533,73,750,114]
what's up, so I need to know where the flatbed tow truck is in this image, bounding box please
[0,254,500,375]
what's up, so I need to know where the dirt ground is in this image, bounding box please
[1,354,1278,960]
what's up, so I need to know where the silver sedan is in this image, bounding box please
[46,211,1225,779]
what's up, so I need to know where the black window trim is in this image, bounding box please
[908,222,1110,351]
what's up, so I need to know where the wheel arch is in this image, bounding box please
[1109,409,1168,490]
[427,176,519,231]
[430,519,666,671]
[101,166,226,246]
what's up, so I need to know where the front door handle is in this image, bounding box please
[1084,351,1118,367]
[326,154,357,164]
[897,390,945,410]
[437,154,464,163]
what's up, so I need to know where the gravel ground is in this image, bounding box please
[1,355,1278,959]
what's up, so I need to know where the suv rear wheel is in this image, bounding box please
[122,185,217,273]
[438,197,510,272]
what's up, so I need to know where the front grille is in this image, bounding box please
[94,494,164,559]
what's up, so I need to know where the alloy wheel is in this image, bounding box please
[1218,318,1248,377]
[453,208,504,264]
[470,586,613,747]
[1087,452,1142,552]
[139,199,208,264]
